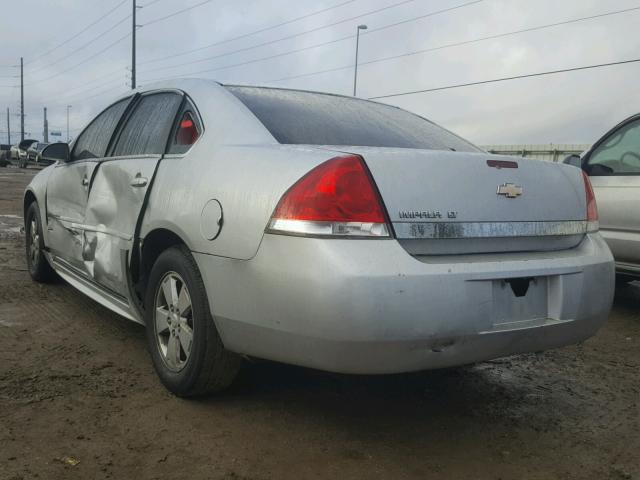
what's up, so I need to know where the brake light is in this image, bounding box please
[268,155,390,237]
[582,171,599,232]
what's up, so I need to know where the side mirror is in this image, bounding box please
[41,143,70,163]
[563,154,582,168]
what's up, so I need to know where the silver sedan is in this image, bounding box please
[25,79,614,396]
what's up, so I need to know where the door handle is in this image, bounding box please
[131,175,148,188]
[82,175,89,186]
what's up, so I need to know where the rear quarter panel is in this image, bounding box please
[139,84,334,260]
[142,144,334,260]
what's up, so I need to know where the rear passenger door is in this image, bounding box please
[83,91,183,296]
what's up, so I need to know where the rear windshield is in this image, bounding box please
[226,86,479,152]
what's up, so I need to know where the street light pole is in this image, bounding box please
[20,57,24,141]
[132,0,136,89]
[66,105,72,142]
[353,24,367,97]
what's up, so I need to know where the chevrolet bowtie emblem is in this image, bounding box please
[497,183,523,198]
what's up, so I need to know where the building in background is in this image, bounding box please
[482,144,590,162]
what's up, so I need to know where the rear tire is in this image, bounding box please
[25,202,56,283]
[616,274,637,287]
[144,245,241,397]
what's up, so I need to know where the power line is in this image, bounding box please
[46,83,130,110]
[139,0,359,66]
[139,0,431,75]
[139,0,485,81]
[267,4,640,84]
[140,0,166,7]
[52,73,128,104]
[25,0,129,65]
[26,69,125,104]
[27,14,132,77]
[75,84,130,103]
[368,58,640,99]
[141,0,213,27]
[26,32,132,86]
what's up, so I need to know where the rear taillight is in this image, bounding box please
[582,171,599,232]
[267,155,390,237]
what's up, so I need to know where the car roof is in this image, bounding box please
[113,78,398,110]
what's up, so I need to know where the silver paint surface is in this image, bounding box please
[23,79,616,373]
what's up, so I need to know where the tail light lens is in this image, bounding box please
[582,171,599,232]
[267,155,390,237]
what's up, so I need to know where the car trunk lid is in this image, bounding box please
[316,147,588,255]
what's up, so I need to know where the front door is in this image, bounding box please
[585,117,640,269]
[46,97,132,275]
[82,91,184,296]
[46,161,99,272]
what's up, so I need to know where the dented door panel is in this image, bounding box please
[83,156,161,296]
[46,160,99,273]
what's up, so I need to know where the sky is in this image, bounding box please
[1,0,639,146]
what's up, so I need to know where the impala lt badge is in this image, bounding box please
[497,183,523,198]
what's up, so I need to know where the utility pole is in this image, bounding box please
[66,105,72,142]
[20,57,24,141]
[6,108,9,144]
[43,107,48,143]
[353,25,368,97]
[131,0,136,89]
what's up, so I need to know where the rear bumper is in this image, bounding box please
[194,233,614,374]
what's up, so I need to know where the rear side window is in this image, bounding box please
[168,100,202,154]
[113,92,183,156]
[72,98,130,160]
[226,86,479,152]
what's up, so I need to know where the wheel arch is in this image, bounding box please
[135,227,192,299]
[23,188,38,218]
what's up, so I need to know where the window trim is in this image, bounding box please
[165,95,204,156]
[107,89,185,158]
[70,94,138,162]
[583,113,640,175]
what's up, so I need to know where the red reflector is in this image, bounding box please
[582,171,598,222]
[487,159,518,169]
[272,155,386,223]
[180,119,194,129]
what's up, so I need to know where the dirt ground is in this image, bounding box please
[0,167,638,480]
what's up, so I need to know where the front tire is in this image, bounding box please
[25,202,56,282]
[144,245,241,397]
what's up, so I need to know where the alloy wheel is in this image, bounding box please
[154,272,194,372]
[29,218,40,266]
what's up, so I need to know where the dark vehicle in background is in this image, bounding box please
[0,144,11,166]
[15,139,38,168]
[26,142,50,165]
[565,113,640,283]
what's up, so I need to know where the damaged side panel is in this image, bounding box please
[83,157,161,296]
[46,161,99,274]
